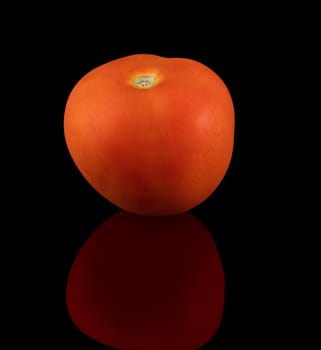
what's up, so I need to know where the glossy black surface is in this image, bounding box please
[15,40,281,348]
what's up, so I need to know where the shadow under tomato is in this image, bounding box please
[66,211,225,350]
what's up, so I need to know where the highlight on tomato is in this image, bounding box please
[64,54,235,215]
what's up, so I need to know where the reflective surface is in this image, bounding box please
[13,23,295,349]
[66,211,225,349]
[22,46,251,349]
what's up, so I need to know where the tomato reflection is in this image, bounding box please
[66,211,224,350]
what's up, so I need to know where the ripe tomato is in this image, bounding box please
[64,54,234,215]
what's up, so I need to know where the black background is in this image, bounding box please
[6,9,309,349]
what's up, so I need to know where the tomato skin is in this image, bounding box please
[64,54,234,215]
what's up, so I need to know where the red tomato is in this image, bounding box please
[64,54,234,215]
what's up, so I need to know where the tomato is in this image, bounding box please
[64,54,234,215]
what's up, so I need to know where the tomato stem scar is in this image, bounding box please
[132,75,157,89]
